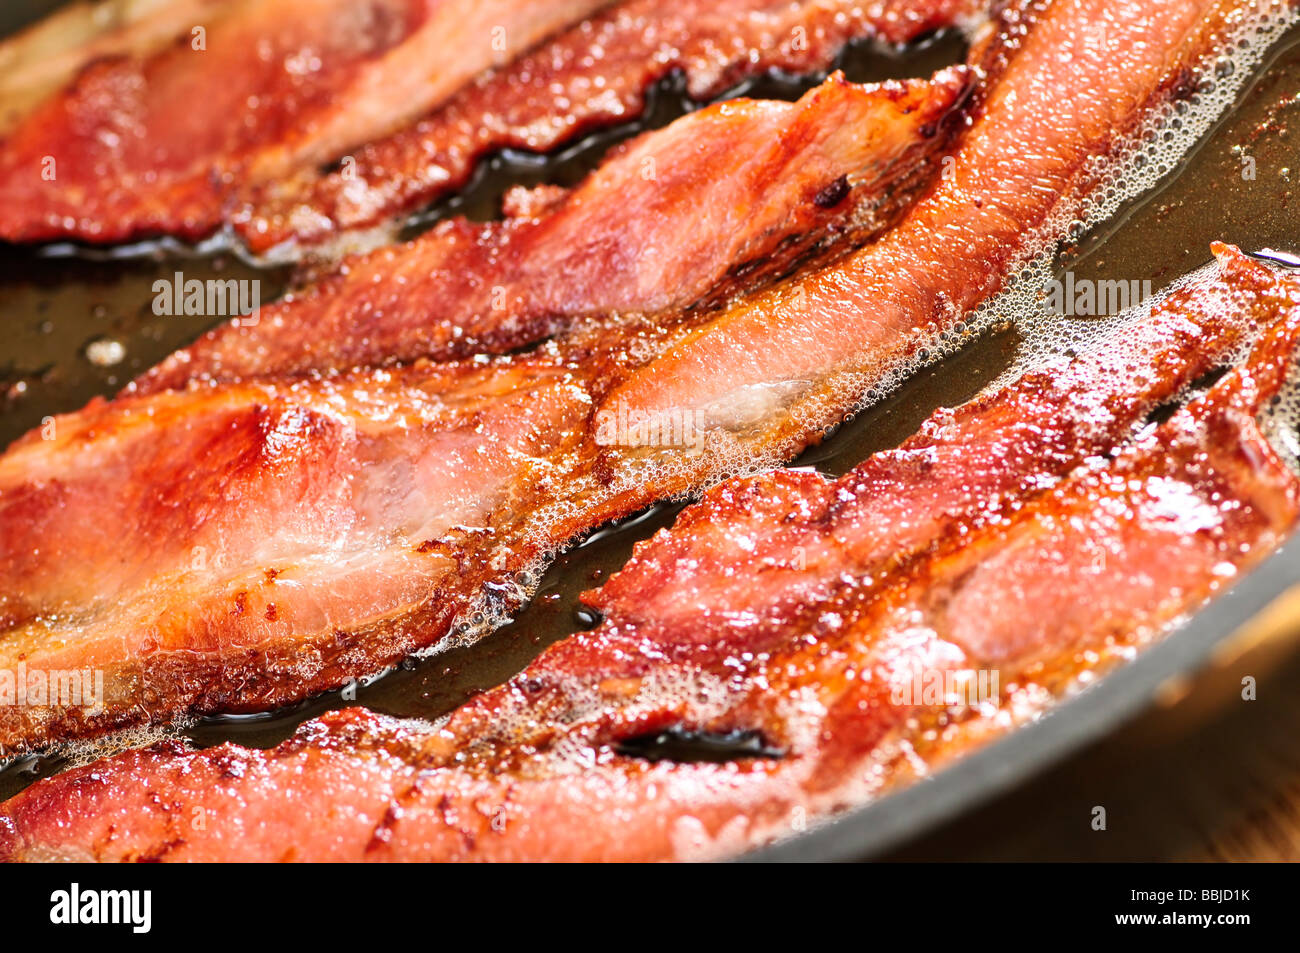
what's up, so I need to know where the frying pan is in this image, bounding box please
[1,0,1298,861]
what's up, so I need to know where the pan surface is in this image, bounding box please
[0,0,1298,860]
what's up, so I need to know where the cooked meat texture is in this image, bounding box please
[0,0,1261,754]
[605,0,1273,425]
[0,0,233,135]
[0,0,976,251]
[0,0,613,243]
[136,69,972,391]
[234,0,984,253]
[0,70,967,755]
[2,244,1295,862]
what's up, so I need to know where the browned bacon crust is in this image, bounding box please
[136,69,972,391]
[2,245,1294,862]
[0,0,613,245]
[0,0,1268,755]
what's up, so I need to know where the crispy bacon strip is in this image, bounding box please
[2,245,1295,862]
[0,0,1271,755]
[234,0,983,254]
[0,0,612,244]
[584,248,1282,647]
[137,69,972,391]
[0,357,595,748]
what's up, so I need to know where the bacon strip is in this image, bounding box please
[2,245,1295,862]
[0,0,1271,755]
[234,0,983,254]
[137,69,972,392]
[603,0,1276,427]
[584,248,1281,647]
[0,0,612,244]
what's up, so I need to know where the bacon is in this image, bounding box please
[0,0,977,251]
[603,0,1272,427]
[585,247,1283,648]
[234,0,983,254]
[0,72,969,755]
[136,69,972,392]
[0,356,600,750]
[0,0,233,135]
[0,0,612,244]
[0,0,1268,755]
[2,245,1295,862]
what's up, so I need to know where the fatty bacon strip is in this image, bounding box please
[138,69,972,391]
[0,0,1274,755]
[0,0,614,243]
[2,245,1295,862]
[0,0,979,251]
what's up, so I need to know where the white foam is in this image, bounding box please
[1262,350,1300,473]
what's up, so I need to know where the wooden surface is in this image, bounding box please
[883,584,1300,861]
